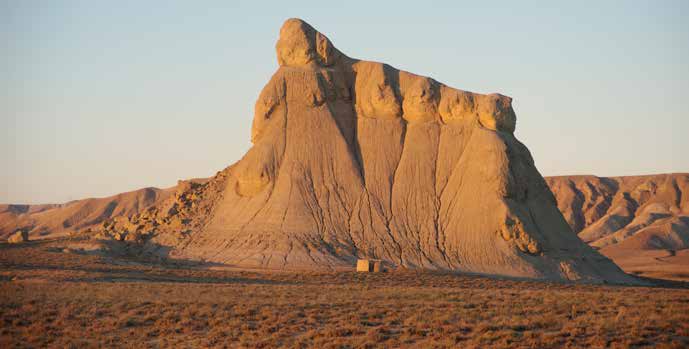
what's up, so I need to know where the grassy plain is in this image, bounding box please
[1,239,688,348]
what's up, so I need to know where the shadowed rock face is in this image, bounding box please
[126,18,633,283]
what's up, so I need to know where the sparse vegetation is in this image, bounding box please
[1,239,688,348]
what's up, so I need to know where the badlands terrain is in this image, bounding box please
[3,173,687,282]
[3,173,688,282]
[547,174,689,281]
[2,18,688,347]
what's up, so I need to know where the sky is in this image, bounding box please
[2,1,688,204]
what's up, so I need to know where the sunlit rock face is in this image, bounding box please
[143,18,638,284]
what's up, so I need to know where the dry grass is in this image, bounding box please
[1,239,688,348]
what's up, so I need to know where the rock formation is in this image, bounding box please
[1,19,643,283]
[98,18,631,283]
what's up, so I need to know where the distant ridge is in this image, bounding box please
[547,173,689,280]
[0,187,175,238]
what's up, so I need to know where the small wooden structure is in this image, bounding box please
[356,259,383,272]
[8,230,29,244]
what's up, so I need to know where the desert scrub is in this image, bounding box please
[1,241,688,348]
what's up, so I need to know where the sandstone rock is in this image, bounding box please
[135,18,637,284]
[124,232,142,242]
[8,230,28,243]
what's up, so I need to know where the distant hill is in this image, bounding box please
[0,187,175,239]
[546,173,689,280]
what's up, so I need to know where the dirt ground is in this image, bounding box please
[1,238,688,348]
[602,248,689,282]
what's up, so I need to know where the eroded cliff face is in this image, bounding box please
[546,174,689,251]
[544,174,689,280]
[124,19,636,283]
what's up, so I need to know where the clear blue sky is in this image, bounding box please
[2,1,688,204]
